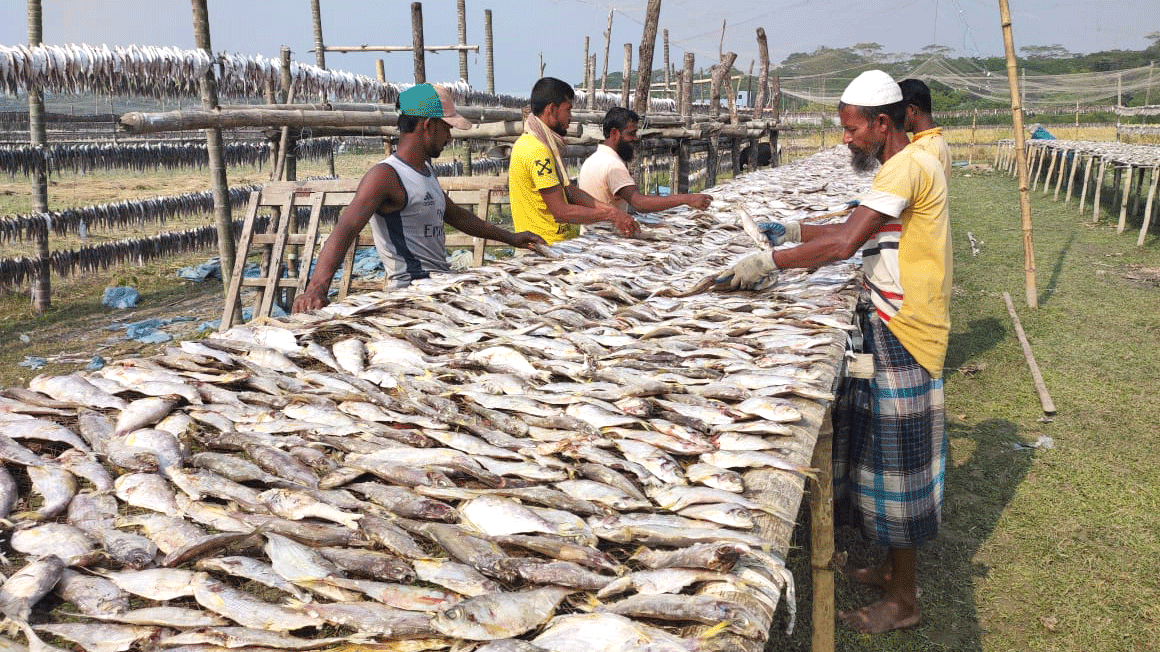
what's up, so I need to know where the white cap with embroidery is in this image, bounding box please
[840,70,903,106]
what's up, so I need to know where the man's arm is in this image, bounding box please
[616,185,712,212]
[774,205,891,269]
[543,184,639,236]
[442,197,547,249]
[291,164,403,313]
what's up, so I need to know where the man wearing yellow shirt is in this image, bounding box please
[899,78,952,179]
[717,70,951,635]
[509,77,639,245]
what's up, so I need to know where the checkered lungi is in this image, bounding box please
[834,308,947,548]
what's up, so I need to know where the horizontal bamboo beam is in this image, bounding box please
[324,44,479,53]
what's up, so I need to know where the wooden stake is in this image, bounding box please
[587,54,597,109]
[662,29,671,98]
[755,27,769,118]
[622,43,632,108]
[582,36,590,90]
[1137,166,1158,247]
[809,414,836,652]
[1117,165,1134,234]
[601,10,613,94]
[456,0,468,83]
[309,0,334,176]
[411,2,425,83]
[1092,157,1107,223]
[999,0,1038,309]
[191,0,235,299]
[1065,150,1080,205]
[632,0,662,115]
[1002,292,1056,415]
[376,59,391,156]
[484,9,494,94]
[26,0,50,311]
[681,52,694,128]
[1078,154,1094,212]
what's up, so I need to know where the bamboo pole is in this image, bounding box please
[622,44,632,108]
[1002,292,1056,415]
[809,414,836,652]
[999,0,1037,308]
[632,0,662,115]
[1138,166,1158,247]
[1117,165,1134,234]
[582,36,590,92]
[276,47,297,182]
[1092,157,1107,222]
[1053,149,1067,201]
[755,27,769,118]
[601,10,613,94]
[681,52,694,128]
[663,29,671,98]
[375,59,391,156]
[411,2,425,83]
[456,0,468,83]
[587,54,597,110]
[1041,148,1058,196]
[968,109,977,165]
[191,0,235,298]
[27,0,50,312]
[1065,151,1081,205]
[309,0,335,177]
[484,9,494,94]
[325,44,477,53]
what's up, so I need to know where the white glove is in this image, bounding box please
[716,251,779,290]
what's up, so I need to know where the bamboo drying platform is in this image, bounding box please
[996,138,1160,245]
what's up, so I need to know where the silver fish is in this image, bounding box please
[412,559,500,597]
[113,396,180,436]
[10,523,98,566]
[532,613,699,652]
[0,555,64,622]
[158,627,356,651]
[432,586,572,641]
[92,569,204,602]
[259,488,362,529]
[56,450,113,492]
[54,569,128,617]
[0,418,91,452]
[29,374,126,410]
[302,601,436,638]
[192,576,324,632]
[114,472,180,514]
[32,623,158,652]
[23,463,77,520]
[196,556,310,600]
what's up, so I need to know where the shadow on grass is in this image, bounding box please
[1039,231,1074,307]
[770,420,1031,652]
[944,318,1005,372]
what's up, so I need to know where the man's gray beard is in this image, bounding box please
[850,143,882,173]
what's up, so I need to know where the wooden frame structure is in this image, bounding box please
[221,175,509,330]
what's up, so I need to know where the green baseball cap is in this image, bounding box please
[398,83,471,130]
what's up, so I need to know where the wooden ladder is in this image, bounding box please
[221,176,509,330]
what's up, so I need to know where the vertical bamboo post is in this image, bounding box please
[1042,149,1058,196]
[191,0,235,298]
[1130,167,1145,218]
[1137,166,1158,247]
[1117,165,1135,234]
[27,0,50,311]
[587,54,597,109]
[968,109,977,165]
[582,36,590,89]
[706,135,718,188]
[632,0,662,115]
[663,29,671,98]
[1053,149,1067,201]
[1092,157,1107,223]
[276,46,297,182]
[456,0,468,83]
[1065,151,1080,205]
[309,0,335,177]
[681,52,694,128]
[999,0,1037,308]
[484,9,494,94]
[754,27,769,117]
[1078,154,1093,211]
[676,139,690,194]
[622,44,632,108]
[601,10,613,94]
[411,2,426,83]
[809,414,836,652]
[376,59,391,156]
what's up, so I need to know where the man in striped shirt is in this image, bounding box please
[717,69,951,634]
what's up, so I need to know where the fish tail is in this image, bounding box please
[696,620,733,640]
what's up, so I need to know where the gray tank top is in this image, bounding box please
[369,156,449,288]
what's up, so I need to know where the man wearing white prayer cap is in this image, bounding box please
[716,69,951,634]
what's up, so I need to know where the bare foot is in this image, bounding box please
[839,598,921,634]
[849,563,891,589]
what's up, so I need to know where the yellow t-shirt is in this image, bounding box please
[509,133,577,244]
[858,144,952,377]
[912,127,952,180]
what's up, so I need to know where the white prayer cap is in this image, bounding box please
[840,70,902,106]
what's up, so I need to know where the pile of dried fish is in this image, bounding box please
[0,150,868,651]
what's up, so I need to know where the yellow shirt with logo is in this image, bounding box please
[509,133,578,244]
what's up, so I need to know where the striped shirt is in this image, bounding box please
[858,143,952,377]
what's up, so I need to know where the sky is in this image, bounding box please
[0,0,1156,96]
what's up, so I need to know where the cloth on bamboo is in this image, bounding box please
[834,310,947,548]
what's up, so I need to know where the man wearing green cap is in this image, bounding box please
[293,84,545,312]
[716,69,951,634]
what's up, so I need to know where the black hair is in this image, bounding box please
[602,106,640,138]
[899,78,933,115]
[530,77,576,115]
[395,97,423,134]
[838,100,908,130]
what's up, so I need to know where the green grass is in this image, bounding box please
[768,165,1160,651]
